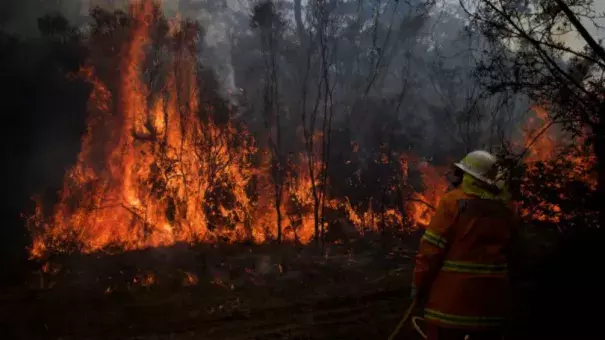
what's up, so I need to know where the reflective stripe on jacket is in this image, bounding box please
[412,185,516,330]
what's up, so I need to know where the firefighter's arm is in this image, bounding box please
[411,197,457,300]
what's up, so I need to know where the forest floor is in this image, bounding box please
[0,231,427,339]
[1,223,576,340]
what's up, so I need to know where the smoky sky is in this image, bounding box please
[0,0,82,35]
[1,0,246,98]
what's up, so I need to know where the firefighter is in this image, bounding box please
[411,150,516,340]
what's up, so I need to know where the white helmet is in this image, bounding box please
[454,150,498,185]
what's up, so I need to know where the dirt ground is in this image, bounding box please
[3,223,595,340]
[0,232,427,339]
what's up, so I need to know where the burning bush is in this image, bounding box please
[503,107,598,230]
[27,1,262,257]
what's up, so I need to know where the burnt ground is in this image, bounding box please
[0,231,426,340]
[1,225,603,340]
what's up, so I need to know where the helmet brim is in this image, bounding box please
[454,162,495,186]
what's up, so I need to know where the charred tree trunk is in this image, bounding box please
[302,2,324,248]
[294,0,323,247]
[310,1,335,249]
[254,1,284,242]
[318,16,333,246]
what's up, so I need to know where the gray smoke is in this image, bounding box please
[181,0,249,98]
[1,0,246,97]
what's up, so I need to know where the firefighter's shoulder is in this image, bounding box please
[439,187,472,205]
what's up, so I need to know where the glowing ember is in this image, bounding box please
[183,271,198,286]
[41,262,61,275]
[133,271,156,286]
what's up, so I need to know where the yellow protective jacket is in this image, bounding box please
[412,174,516,330]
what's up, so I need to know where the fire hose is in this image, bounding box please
[413,316,471,340]
[387,299,417,340]
[387,299,428,340]
[411,316,428,339]
[395,314,473,340]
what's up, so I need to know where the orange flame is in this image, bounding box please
[339,153,448,231]
[26,0,453,258]
[519,106,596,223]
[407,158,448,227]
[27,1,258,256]
[26,1,333,258]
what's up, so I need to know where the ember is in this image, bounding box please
[183,271,198,286]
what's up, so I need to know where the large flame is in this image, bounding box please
[28,1,258,257]
[27,0,450,258]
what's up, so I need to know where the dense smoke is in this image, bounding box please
[1,0,245,97]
